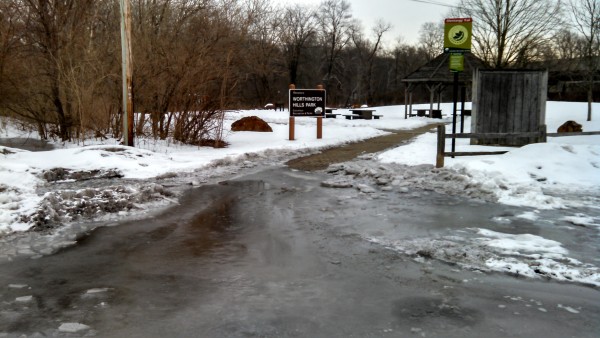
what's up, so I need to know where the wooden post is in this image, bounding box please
[317,84,323,139]
[120,0,134,147]
[289,116,295,141]
[539,124,547,143]
[436,125,446,168]
[289,84,295,141]
[316,117,322,139]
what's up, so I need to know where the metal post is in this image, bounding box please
[120,0,134,147]
[460,85,466,134]
[451,72,458,158]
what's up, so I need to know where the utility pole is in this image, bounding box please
[120,0,134,146]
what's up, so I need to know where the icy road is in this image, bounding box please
[1,166,599,337]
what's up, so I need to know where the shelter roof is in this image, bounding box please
[402,53,486,85]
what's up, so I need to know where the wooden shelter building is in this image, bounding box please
[401,53,486,118]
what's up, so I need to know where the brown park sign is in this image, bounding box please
[289,89,326,117]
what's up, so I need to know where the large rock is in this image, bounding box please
[557,120,583,133]
[231,116,273,132]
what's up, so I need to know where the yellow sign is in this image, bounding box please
[444,18,472,53]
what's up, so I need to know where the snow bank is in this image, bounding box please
[378,102,600,210]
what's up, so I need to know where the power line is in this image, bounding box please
[406,0,460,9]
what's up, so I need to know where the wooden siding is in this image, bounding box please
[471,70,548,146]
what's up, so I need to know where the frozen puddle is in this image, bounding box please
[367,228,600,287]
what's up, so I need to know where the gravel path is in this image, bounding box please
[286,124,440,171]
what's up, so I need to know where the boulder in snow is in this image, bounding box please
[557,120,582,133]
[231,116,273,132]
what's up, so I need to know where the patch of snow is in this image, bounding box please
[365,227,600,287]
[85,288,111,294]
[475,229,568,255]
[15,295,33,302]
[58,323,90,333]
[516,211,540,221]
[8,284,28,289]
[557,304,580,314]
[562,214,599,228]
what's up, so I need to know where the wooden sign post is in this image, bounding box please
[316,84,323,139]
[289,84,296,141]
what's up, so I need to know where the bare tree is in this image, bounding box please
[419,21,444,61]
[455,0,562,68]
[10,0,99,141]
[553,29,586,60]
[279,4,317,86]
[570,0,600,121]
[317,0,355,103]
[241,0,285,105]
[0,1,21,112]
[351,20,392,104]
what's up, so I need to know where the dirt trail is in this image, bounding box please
[286,124,440,171]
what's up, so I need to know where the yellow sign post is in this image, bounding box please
[444,17,472,158]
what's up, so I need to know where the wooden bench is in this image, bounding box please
[343,114,363,120]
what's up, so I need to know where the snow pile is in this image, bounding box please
[366,228,600,287]
[476,229,600,285]
[324,157,507,204]
[378,102,600,210]
[450,143,600,209]
[0,147,45,232]
[562,214,600,228]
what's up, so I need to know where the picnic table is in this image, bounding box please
[411,108,442,119]
[325,108,340,118]
[343,109,382,120]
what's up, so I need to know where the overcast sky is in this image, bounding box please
[271,0,459,47]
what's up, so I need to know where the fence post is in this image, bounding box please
[539,124,547,143]
[436,125,445,168]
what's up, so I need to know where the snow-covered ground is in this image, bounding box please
[378,102,600,210]
[1,101,599,286]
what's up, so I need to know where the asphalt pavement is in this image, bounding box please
[1,167,598,337]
